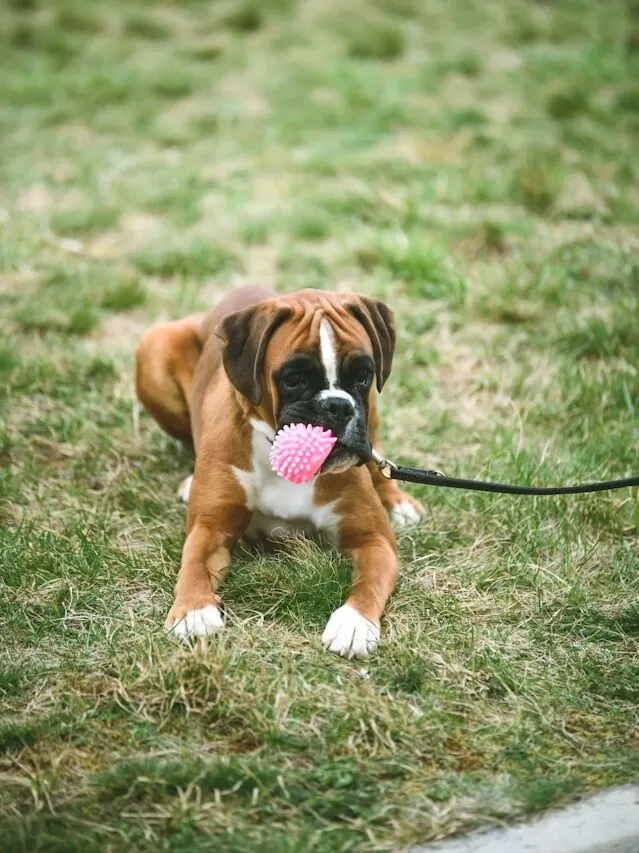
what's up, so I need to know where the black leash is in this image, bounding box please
[371,452,639,496]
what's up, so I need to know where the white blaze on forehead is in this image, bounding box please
[319,319,338,389]
[318,318,356,406]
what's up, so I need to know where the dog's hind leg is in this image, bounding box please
[135,314,205,442]
[368,461,424,528]
[366,406,424,528]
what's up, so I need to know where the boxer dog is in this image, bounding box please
[135,286,422,658]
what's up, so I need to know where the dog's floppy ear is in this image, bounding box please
[216,301,292,406]
[347,296,396,392]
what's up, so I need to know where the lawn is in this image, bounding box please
[1,0,638,849]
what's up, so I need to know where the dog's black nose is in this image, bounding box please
[319,395,354,422]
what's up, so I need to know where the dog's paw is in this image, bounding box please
[321,604,380,659]
[177,475,193,504]
[390,498,423,529]
[166,601,224,642]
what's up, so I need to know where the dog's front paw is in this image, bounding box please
[165,598,225,642]
[321,604,380,659]
[390,496,424,529]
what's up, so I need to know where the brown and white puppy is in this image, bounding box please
[135,286,422,659]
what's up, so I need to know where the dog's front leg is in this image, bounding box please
[166,476,250,640]
[322,513,398,660]
[165,523,230,640]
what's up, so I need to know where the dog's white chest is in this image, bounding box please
[232,420,338,543]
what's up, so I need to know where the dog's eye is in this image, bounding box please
[355,368,373,386]
[283,372,304,390]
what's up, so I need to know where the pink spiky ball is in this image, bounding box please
[269,423,337,484]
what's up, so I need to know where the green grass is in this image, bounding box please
[514,146,567,213]
[346,19,406,60]
[223,2,264,33]
[51,205,121,236]
[102,277,147,311]
[132,239,239,278]
[1,0,638,850]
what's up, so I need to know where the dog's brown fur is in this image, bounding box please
[136,286,421,654]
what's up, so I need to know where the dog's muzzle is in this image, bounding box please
[277,394,372,472]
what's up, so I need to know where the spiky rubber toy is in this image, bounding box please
[269,423,337,484]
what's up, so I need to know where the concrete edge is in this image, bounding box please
[409,785,639,853]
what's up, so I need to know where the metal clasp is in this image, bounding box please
[372,449,397,479]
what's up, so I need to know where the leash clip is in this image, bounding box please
[372,449,397,479]
[372,449,446,481]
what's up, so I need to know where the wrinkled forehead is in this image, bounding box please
[266,306,373,373]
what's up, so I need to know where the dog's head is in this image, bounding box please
[216,289,395,473]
